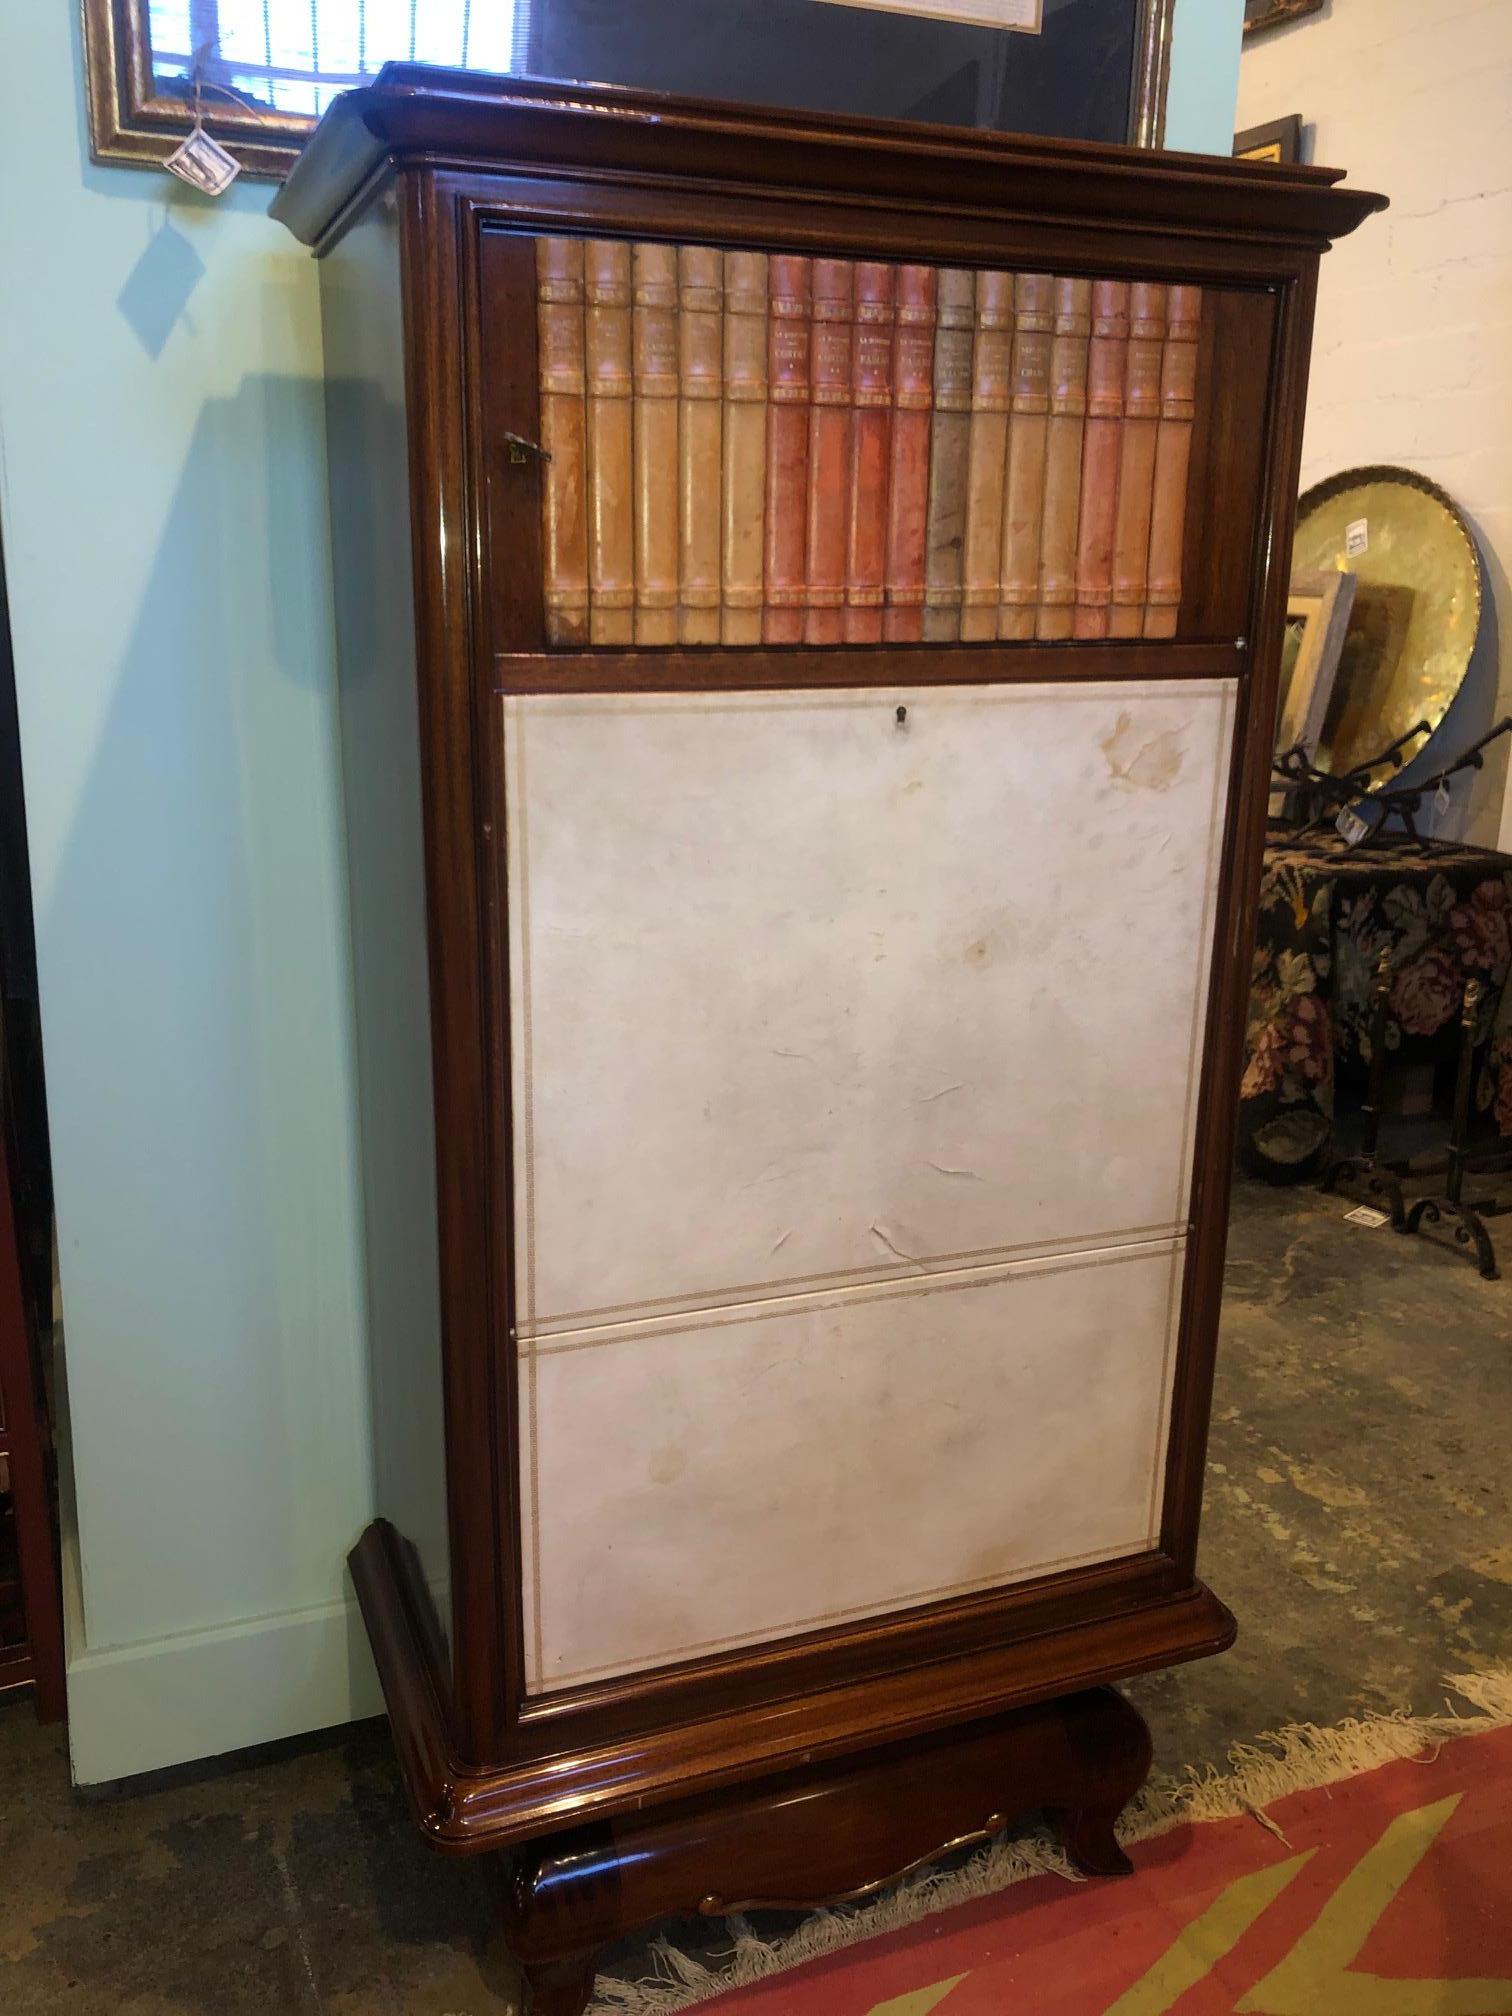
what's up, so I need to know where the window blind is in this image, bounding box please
[148,1,527,119]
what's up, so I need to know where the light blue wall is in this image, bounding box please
[1166,0,1246,156]
[0,5,376,1780]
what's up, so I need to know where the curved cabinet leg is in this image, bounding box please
[519,1952,599,2016]
[1063,1803,1136,1877]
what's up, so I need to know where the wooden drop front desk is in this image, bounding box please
[272,69,1383,2014]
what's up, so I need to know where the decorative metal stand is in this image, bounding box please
[1397,981,1512,1281]
[1319,946,1408,1227]
[1273,717,1512,849]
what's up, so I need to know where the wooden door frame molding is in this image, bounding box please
[82,0,1180,182]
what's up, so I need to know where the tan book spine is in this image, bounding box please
[536,238,590,647]
[1036,277,1091,641]
[1072,280,1131,642]
[676,245,723,646]
[631,243,680,646]
[804,259,854,646]
[1143,285,1203,639]
[883,265,936,644]
[763,254,813,645]
[960,269,1014,643]
[922,269,975,644]
[584,239,634,646]
[845,261,896,645]
[721,250,769,646]
[1108,283,1167,638]
[996,272,1055,642]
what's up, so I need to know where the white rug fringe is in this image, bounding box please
[585,1663,1512,2015]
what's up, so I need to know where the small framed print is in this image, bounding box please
[1244,0,1325,37]
[816,0,1044,30]
[1234,114,1304,165]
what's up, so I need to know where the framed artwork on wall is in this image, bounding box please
[83,0,1179,179]
[1235,114,1305,164]
[1244,0,1326,36]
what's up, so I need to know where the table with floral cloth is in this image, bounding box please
[1238,831,1512,1175]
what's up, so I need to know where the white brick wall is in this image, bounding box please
[1238,0,1512,845]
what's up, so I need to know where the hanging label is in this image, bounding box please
[1345,517,1369,558]
[164,125,241,197]
[1336,804,1373,847]
[816,0,1044,30]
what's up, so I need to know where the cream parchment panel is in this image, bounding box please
[504,680,1236,1691]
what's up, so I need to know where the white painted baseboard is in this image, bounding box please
[60,1526,384,1786]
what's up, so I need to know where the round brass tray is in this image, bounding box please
[1292,466,1483,780]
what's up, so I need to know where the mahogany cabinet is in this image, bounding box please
[273,67,1381,2013]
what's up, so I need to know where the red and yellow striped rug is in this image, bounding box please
[596,1671,1512,2016]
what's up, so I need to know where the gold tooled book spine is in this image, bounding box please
[1108,282,1167,638]
[960,269,1014,643]
[584,239,635,646]
[1036,276,1092,641]
[1143,285,1202,639]
[632,243,680,646]
[676,246,724,646]
[1072,280,1131,642]
[997,272,1055,642]
[721,250,770,646]
[922,268,975,644]
[763,254,813,646]
[536,238,589,647]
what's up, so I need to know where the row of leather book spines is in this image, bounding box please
[534,237,1202,647]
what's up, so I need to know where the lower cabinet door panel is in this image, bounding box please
[501,679,1237,1695]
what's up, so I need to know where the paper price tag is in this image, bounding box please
[165,125,241,197]
[1344,1204,1390,1228]
[1345,517,1369,559]
[1337,805,1372,847]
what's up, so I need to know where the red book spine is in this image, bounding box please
[1072,280,1131,642]
[763,255,813,645]
[883,266,938,644]
[844,262,896,644]
[804,259,854,646]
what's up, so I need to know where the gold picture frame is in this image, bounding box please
[82,0,1180,178]
[1276,568,1359,767]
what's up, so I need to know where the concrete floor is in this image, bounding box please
[3,1175,1510,2013]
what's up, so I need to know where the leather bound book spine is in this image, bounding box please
[960,269,1014,643]
[997,272,1055,642]
[676,245,724,646]
[844,261,896,645]
[1036,277,1091,641]
[631,243,680,646]
[763,255,813,646]
[1144,285,1203,639]
[584,239,635,646]
[883,265,937,644]
[1108,283,1167,638]
[922,269,975,643]
[536,237,590,647]
[804,259,854,647]
[1072,280,1131,642]
[721,250,770,646]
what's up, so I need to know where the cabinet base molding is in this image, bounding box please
[505,1685,1153,2016]
[351,1518,1234,1860]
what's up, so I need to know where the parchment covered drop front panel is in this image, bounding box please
[502,681,1236,1693]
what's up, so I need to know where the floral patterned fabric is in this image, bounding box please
[1239,833,1512,1173]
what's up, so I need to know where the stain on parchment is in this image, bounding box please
[1100,711,1185,792]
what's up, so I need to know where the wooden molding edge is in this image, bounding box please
[351,1519,1235,1857]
